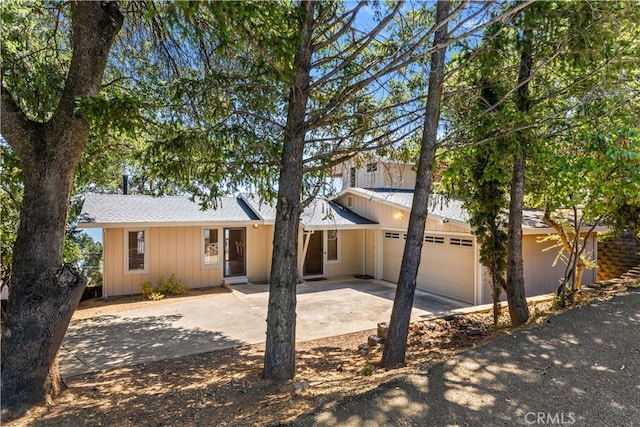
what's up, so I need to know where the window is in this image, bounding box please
[384,232,400,239]
[203,228,219,266]
[125,229,148,273]
[425,235,445,244]
[366,162,378,173]
[346,196,353,208]
[327,230,340,262]
[349,167,356,187]
[450,238,473,247]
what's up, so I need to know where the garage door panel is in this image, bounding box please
[383,231,474,304]
[417,239,474,303]
[382,232,403,282]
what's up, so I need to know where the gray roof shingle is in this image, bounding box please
[345,188,554,230]
[79,194,260,227]
[79,194,377,229]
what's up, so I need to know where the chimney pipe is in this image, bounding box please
[123,175,129,195]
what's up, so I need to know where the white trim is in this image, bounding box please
[102,228,108,298]
[224,276,248,285]
[326,230,341,264]
[123,228,149,275]
[474,238,481,306]
[80,220,262,229]
[223,227,248,279]
[201,227,221,269]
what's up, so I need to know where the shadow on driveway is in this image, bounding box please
[61,314,245,377]
[288,288,640,426]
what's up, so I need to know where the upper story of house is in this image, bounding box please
[332,157,417,191]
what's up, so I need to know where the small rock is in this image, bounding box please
[292,380,309,396]
[467,328,483,336]
[368,334,385,346]
[377,322,389,339]
[358,343,371,351]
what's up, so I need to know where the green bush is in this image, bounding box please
[158,273,189,296]
[141,281,154,299]
[359,363,374,376]
[140,274,189,300]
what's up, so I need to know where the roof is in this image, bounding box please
[79,194,377,230]
[342,187,593,233]
[79,194,260,227]
[242,195,378,229]
[300,199,378,230]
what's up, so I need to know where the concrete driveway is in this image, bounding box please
[60,278,467,377]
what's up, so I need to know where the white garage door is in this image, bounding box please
[382,231,475,304]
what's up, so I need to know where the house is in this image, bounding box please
[79,158,601,304]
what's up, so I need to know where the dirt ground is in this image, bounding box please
[6,282,635,427]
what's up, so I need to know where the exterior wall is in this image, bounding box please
[247,224,272,283]
[103,225,272,297]
[381,163,416,190]
[333,160,417,191]
[324,229,364,277]
[364,229,377,277]
[479,233,599,304]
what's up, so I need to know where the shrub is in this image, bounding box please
[359,363,374,376]
[140,274,189,300]
[158,273,189,296]
[141,281,154,299]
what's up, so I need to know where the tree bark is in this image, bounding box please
[1,2,123,416]
[382,0,449,369]
[264,0,315,381]
[505,28,533,327]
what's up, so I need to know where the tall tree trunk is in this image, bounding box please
[264,0,315,381]
[382,0,449,369]
[505,28,533,327]
[1,2,123,416]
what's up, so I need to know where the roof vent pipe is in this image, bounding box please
[123,175,129,195]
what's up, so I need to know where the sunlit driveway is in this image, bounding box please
[60,277,467,377]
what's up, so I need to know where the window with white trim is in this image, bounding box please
[450,237,473,247]
[202,228,219,266]
[384,232,400,239]
[125,229,148,273]
[327,230,340,262]
[366,162,378,173]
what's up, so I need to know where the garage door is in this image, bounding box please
[382,231,475,304]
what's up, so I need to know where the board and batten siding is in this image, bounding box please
[103,226,224,297]
[324,229,364,277]
[479,233,599,304]
[247,224,272,283]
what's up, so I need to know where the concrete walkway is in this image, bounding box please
[289,286,640,427]
[60,278,467,377]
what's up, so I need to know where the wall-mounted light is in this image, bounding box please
[442,217,449,224]
[252,224,259,229]
[394,212,404,220]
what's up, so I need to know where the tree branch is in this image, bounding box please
[0,85,38,163]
